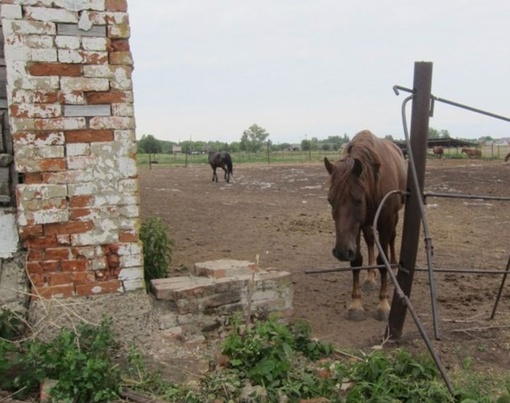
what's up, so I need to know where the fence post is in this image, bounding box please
[387,61,433,339]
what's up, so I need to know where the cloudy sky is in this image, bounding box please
[128,1,510,145]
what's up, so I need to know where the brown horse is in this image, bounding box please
[505,152,510,162]
[432,146,444,158]
[324,130,407,321]
[208,151,233,183]
[461,148,482,158]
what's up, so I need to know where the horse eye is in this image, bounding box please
[354,199,362,207]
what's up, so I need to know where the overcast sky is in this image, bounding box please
[128,1,510,145]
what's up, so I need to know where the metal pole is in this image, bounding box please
[490,255,510,319]
[388,62,433,339]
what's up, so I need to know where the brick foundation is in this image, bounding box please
[1,0,143,297]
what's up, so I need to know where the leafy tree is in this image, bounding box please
[301,139,311,151]
[138,134,162,154]
[240,124,270,153]
[385,134,394,141]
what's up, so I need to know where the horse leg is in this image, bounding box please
[212,167,218,182]
[361,227,377,291]
[347,233,365,321]
[374,235,393,321]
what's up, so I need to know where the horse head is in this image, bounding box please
[324,157,370,262]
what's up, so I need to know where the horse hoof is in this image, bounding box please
[361,280,377,292]
[347,309,365,321]
[374,309,389,322]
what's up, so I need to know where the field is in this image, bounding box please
[139,157,510,375]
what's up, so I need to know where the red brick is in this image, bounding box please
[23,172,43,184]
[47,272,74,286]
[30,273,46,287]
[70,208,92,220]
[106,0,128,12]
[45,247,71,260]
[72,272,94,284]
[65,130,114,143]
[19,225,44,241]
[25,235,60,249]
[75,280,123,296]
[40,158,66,172]
[69,195,94,208]
[27,261,44,274]
[108,39,130,52]
[29,63,81,77]
[28,249,44,261]
[61,259,88,272]
[82,52,108,65]
[119,230,138,242]
[32,285,75,299]
[85,91,126,104]
[44,221,93,236]
[41,260,61,273]
[109,51,132,65]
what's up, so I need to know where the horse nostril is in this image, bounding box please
[346,249,356,261]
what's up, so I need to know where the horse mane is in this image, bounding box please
[330,131,383,208]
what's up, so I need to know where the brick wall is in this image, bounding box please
[1,0,144,298]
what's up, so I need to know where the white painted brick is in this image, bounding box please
[66,143,90,157]
[35,117,87,131]
[1,4,23,19]
[25,35,55,49]
[119,217,139,231]
[44,170,94,184]
[31,48,58,62]
[53,0,105,11]
[26,6,78,23]
[89,116,135,130]
[60,91,86,104]
[14,76,60,91]
[121,254,143,268]
[54,0,105,11]
[71,229,118,247]
[55,35,81,49]
[118,179,139,193]
[33,209,69,225]
[118,267,144,282]
[122,278,144,292]
[112,103,134,117]
[13,103,62,119]
[83,65,113,78]
[82,37,107,51]
[16,145,64,159]
[119,204,140,218]
[68,181,99,196]
[9,118,36,132]
[4,44,31,61]
[117,242,142,256]
[114,130,136,142]
[10,20,56,35]
[68,155,99,170]
[60,77,109,92]
[16,131,65,146]
[58,49,83,63]
[110,66,132,90]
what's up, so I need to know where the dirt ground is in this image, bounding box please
[139,157,510,374]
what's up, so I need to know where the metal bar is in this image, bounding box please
[304,264,398,275]
[393,85,510,123]
[490,256,510,320]
[424,192,510,202]
[306,266,510,276]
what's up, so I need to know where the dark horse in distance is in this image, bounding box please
[324,130,407,321]
[208,151,233,183]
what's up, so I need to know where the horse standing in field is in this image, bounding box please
[461,148,482,158]
[324,130,407,321]
[208,151,233,183]
[432,146,444,158]
[504,152,510,162]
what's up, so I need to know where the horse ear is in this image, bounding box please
[352,158,363,177]
[324,157,334,175]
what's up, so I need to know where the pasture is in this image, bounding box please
[140,158,510,374]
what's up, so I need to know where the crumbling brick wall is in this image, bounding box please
[1,0,144,298]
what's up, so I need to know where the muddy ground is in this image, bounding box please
[139,157,510,374]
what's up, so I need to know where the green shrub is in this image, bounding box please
[140,217,175,287]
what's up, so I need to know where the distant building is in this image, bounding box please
[172,145,182,154]
[285,144,301,151]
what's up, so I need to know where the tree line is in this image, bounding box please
[137,125,488,155]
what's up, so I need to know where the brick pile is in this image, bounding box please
[151,259,293,338]
[1,0,143,298]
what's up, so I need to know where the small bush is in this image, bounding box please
[140,217,175,287]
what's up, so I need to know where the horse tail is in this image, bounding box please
[227,156,233,175]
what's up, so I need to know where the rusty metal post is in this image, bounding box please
[388,62,433,339]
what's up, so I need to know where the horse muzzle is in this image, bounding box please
[332,247,357,262]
